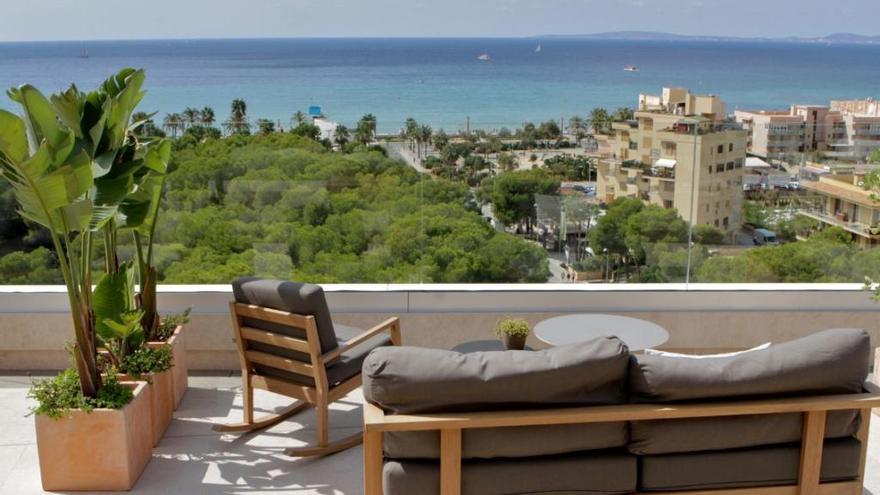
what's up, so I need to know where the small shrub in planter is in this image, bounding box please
[116,345,175,446]
[153,309,191,408]
[494,318,531,350]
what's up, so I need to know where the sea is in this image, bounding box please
[0,38,878,134]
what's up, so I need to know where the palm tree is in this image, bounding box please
[589,108,610,134]
[292,110,307,127]
[201,106,216,126]
[334,125,350,148]
[419,124,434,155]
[404,117,418,152]
[569,115,586,144]
[612,107,634,122]
[355,114,377,145]
[256,118,275,136]
[163,113,183,138]
[182,107,201,128]
[226,99,249,135]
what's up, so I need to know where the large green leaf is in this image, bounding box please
[50,85,85,138]
[93,261,137,338]
[0,110,28,162]
[15,85,68,152]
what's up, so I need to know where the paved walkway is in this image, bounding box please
[3,375,880,494]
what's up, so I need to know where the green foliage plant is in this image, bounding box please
[0,68,164,399]
[494,318,531,338]
[29,369,133,420]
[118,345,173,380]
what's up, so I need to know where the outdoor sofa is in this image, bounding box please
[361,328,880,495]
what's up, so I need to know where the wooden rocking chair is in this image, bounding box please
[214,277,401,457]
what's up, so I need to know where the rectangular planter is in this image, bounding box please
[119,369,174,447]
[149,324,187,409]
[35,381,153,491]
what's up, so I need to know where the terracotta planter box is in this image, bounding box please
[118,369,174,447]
[35,381,153,491]
[149,324,188,409]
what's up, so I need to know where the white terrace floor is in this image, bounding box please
[3,375,880,495]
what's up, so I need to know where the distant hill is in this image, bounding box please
[538,31,880,45]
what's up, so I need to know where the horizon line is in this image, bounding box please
[1,31,879,44]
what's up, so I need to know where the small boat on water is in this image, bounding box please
[535,44,542,53]
[624,65,639,72]
[477,52,491,61]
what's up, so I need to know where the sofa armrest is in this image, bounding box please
[321,317,401,364]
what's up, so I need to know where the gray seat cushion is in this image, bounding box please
[385,422,627,460]
[232,277,339,355]
[639,437,861,491]
[363,337,631,414]
[629,328,870,403]
[384,452,637,495]
[258,323,392,388]
[628,410,860,455]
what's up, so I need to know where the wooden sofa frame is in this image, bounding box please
[215,302,401,457]
[363,382,880,495]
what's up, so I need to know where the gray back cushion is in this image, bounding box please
[629,328,870,403]
[232,277,338,356]
[363,337,630,414]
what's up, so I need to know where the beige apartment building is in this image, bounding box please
[799,173,880,248]
[831,98,880,117]
[735,102,880,161]
[596,88,748,232]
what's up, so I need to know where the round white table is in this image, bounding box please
[534,314,669,351]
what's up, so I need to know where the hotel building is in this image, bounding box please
[596,88,748,232]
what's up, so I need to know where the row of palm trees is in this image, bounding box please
[162,106,217,137]
[403,118,434,159]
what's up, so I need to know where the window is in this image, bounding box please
[729,143,734,152]
[716,163,724,173]
[717,144,724,154]
[726,161,734,171]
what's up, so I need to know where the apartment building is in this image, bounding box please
[831,98,880,117]
[799,173,880,248]
[597,88,748,232]
[735,102,880,161]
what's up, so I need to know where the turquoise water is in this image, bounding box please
[0,38,878,133]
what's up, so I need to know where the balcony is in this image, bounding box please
[797,207,880,239]
[4,286,880,493]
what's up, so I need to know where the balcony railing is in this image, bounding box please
[798,207,880,238]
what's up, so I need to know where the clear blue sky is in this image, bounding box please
[1,0,877,42]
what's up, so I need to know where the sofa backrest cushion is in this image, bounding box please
[363,337,630,414]
[629,328,869,403]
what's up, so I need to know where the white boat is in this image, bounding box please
[624,65,639,72]
[477,52,491,61]
[535,44,542,53]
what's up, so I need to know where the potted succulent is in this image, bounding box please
[0,68,167,490]
[494,318,531,350]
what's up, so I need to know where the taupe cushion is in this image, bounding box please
[629,410,860,455]
[232,277,338,355]
[385,422,627,460]
[629,328,870,403]
[363,337,631,414]
[639,438,861,491]
[384,452,637,495]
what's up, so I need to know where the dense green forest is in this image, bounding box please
[0,133,550,284]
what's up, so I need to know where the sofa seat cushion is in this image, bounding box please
[384,451,637,495]
[629,410,860,455]
[629,328,869,403]
[385,421,627,460]
[639,437,861,491]
[363,337,630,414]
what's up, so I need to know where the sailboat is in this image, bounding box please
[535,44,542,53]
[623,65,639,72]
[477,52,491,61]
[79,47,89,59]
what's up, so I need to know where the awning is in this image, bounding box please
[745,157,771,169]
[654,158,677,168]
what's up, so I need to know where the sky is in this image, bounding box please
[1,0,877,42]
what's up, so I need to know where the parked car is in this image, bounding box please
[753,228,779,246]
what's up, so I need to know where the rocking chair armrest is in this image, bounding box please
[320,317,401,364]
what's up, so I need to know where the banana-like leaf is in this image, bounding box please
[0,110,28,163]
[118,173,164,231]
[13,85,69,153]
[93,261,138,339]
[143,140,171,174]
[93,172,134,205]
[50,85,85,139]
